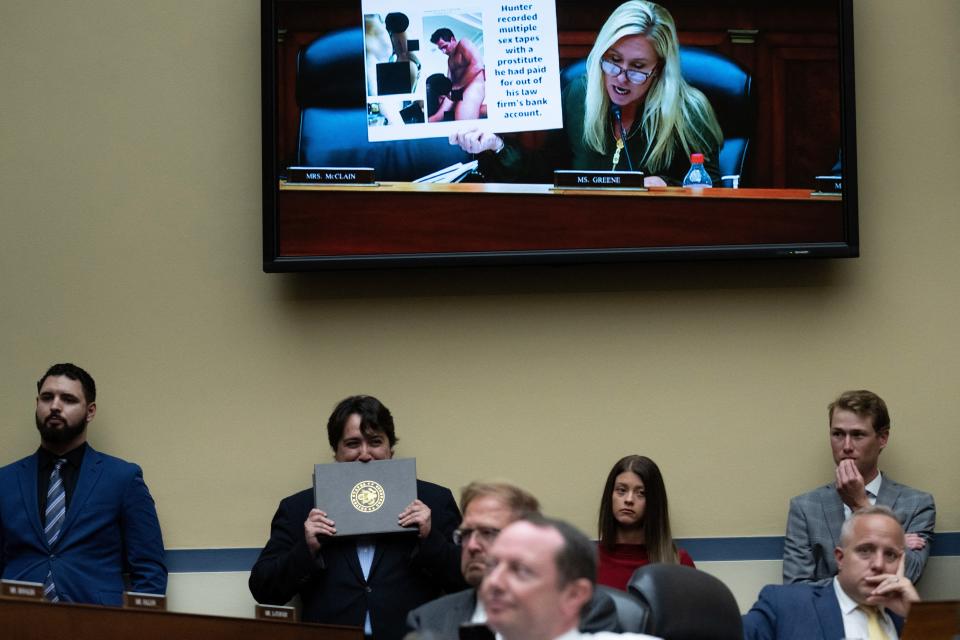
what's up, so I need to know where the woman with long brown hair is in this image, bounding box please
[596,454,694,589]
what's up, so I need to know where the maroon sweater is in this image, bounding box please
[596,542,696,590]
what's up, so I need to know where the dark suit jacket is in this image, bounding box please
[0,446,167,605]
[249,479,465,640]
[406,584,621,638]
[783,475,936,584]
[742,583,904,640]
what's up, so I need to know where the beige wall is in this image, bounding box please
[1,0,957,566]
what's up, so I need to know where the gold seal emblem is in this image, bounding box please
[350,480,385,513]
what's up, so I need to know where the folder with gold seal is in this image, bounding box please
[312,458,418,537]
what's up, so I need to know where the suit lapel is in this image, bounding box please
[812,583,845,639]
[819,485,845,550]
[452,590,479,629]
[57,447,104,543]
[15,454,44,543]
[345,537,371,584]
[889,609,904,634]
[461,589,479,621]
[875,475,901,510]
[369,541,385,579]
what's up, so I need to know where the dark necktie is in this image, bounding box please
[43,458,67,602]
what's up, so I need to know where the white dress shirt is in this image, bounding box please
[833,576,899,639]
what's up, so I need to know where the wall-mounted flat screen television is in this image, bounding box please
[262,0,857,270]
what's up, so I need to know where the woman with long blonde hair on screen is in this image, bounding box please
[451,0,723,186]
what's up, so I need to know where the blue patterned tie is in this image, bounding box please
[43,459,67,602]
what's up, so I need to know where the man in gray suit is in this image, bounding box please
[783,390,935,584]
[406,482,618,637]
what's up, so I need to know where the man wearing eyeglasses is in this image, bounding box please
[782,390,935,586]
[407,481,619,636]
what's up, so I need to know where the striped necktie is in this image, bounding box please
[43,458,67,602]
[860,604,890,640]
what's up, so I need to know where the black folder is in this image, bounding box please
[313,458,418,537]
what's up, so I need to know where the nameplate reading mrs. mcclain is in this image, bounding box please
[286,166,376,185]
[554,170,646,190]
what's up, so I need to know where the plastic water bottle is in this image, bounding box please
[682,153,713,189]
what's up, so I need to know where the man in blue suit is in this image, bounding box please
[744,505,920,640]
[249,395,465,640]
[0,363,167,604]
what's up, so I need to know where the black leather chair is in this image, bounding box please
[595,585,650,633]
[295,28,470,181]
[560,47,754,187]
[627,564,743,640]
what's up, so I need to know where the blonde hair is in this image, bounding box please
[460,481,540,517]
[582,1,723,172]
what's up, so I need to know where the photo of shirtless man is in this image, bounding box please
[429,27,486,121]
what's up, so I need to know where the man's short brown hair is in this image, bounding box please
[460,481,540,518]
[829,390,891,434]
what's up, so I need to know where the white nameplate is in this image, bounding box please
[123,591,167,610]
[256,603,298,622]
[287,166,376,185]
[554,169,646,190]
[0,579,45,601]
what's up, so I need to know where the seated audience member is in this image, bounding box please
[744,505,920,640]
[0,363,167,604]
[597,455,693,590]
[783,390,935,585]
[248,395,465,640]
[480,514,660,640]
[449,0,722,187]
[407,482,618,636]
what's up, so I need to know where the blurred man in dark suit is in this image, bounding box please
[407,482,618,637]
[479,514,657,640]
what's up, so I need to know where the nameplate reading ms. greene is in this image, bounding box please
[554,170,646,190]
[286,166,376,185]
[313,458,418,536]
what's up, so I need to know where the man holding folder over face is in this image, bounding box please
[249,395,465,640]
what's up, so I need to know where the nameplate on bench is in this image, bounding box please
[554,170,646,190]
[287,166,376,185]
[256,603,299,622]
[812,175,842,195]
[0,579,45,601]
[123,591,167,610]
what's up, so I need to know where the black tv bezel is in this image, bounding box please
[262,0,858,271]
